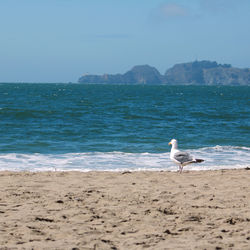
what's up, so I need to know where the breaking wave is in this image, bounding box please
[0,146,249,172]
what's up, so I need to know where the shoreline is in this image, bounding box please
[0,169,249,249]
[0,166,249,173]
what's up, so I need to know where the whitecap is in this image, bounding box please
[0,145,249,172]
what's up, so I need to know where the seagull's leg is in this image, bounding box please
[178,165,181,173]
[179,165,183,174]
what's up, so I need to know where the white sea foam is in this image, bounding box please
[0,146,249,172]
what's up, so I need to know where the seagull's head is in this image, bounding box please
[168,139,177,147]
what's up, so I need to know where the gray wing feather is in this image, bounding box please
[174,152,193,164]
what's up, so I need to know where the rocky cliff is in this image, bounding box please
[78,61,250,85]
[164,61,250,85]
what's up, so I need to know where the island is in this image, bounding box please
[78,61,250,85]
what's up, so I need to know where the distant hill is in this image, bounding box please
[78,65,162,85]
[78,61,250,85]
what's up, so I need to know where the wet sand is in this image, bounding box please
[0,169,249,249]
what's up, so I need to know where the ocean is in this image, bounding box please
[0,83,249,171]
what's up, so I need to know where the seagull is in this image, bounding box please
[169,139,204,173]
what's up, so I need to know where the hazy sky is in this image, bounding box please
[1,0,250,82]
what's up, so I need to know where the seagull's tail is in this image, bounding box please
[195,159,204,163]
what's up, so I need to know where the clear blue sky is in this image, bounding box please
[0,0,250,82]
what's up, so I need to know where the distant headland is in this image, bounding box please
[78,60,250,85]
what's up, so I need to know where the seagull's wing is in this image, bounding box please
[173,151,194,164]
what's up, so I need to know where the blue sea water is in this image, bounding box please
[0,83,249,171]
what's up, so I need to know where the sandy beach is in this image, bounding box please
[0,169,249,250]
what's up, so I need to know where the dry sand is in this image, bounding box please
[0,169,249,250]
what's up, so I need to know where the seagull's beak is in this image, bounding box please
[168,141,172,145]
